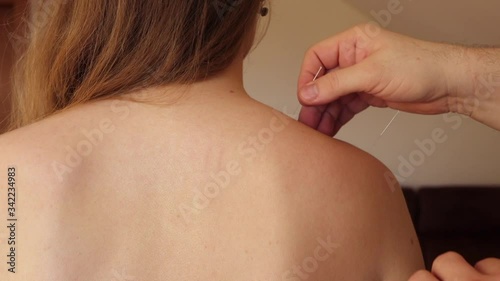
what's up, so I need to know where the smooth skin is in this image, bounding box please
[0,51,423,279]
[297,23,500,136]
[297,23,500,281]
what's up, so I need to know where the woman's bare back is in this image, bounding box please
[0,91,423,281]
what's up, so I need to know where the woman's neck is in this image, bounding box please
[125,57,249,106]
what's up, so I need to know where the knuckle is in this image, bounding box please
[305,46,316,58]
[354,22,375,31]
[354,23,365,29]
[351,23,366,33]
[357,62,380,93]
[361,63,377,87]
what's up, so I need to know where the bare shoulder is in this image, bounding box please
[0,123,64,279]
[0,107,119,280]
[0,99,131,185]
[0,124,54,179]
[0,111,85,187]
[259,107,403,215]
[250,106,425,279]
[255,106,395,190]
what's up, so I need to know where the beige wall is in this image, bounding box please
[244,0,500,187]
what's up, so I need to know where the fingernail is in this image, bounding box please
[301,83,319,101]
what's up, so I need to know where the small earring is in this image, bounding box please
[260,1,269,17]
[260,7,269,16]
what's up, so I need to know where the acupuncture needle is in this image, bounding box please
[292,66,324,117]
[313,66,323,81]
[379,110,400,136]
[311,66,399,138]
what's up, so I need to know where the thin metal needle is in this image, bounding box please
[313,66,323,81]
[380,110,400,136]
[292,66,324,117]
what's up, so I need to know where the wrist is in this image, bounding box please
[456,47,500,130]
[442,44,475,115]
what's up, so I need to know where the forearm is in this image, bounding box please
[449,46,500,130]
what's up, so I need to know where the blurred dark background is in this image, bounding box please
[403,187,500,269]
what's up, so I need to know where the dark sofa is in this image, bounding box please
[402,187,500,269]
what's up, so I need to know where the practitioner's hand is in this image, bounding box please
[297,24,480,136]
[409,252,500,281]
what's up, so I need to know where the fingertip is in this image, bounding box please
[432,252,465,270]
[432,252,478,280]
[317,111,336,137]
[298,83,319,104]
[298,105,330,130]
[475,258,500,275]
[298,106,320,129]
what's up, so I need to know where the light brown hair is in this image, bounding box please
[8,0,264,131]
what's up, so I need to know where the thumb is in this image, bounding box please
[298,63,374,105]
